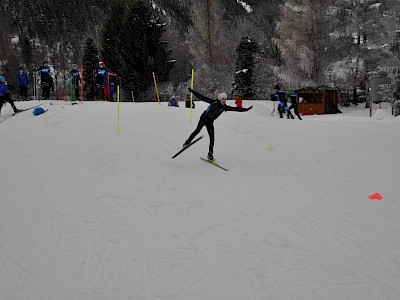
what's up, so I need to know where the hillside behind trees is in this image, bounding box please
[1,0,400,99]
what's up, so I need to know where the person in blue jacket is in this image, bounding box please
[0,76,20,114]
[168,95,179,107]
[109,81,117,102]
[182,88,252,161]
[17,67,29,100]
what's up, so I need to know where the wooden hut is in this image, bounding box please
[296,87,339,115]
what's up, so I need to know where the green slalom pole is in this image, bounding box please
[190,69,194,123]
[117,85,120,133]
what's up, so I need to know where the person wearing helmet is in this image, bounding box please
[182,88,252,161]
[95,62,116,101]
[70,64,81,102]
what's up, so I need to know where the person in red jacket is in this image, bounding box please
[235,96,243,108]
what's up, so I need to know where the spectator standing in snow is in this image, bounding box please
[70,64,81,101]
[235,96,243,108]
[0,76,20,114]
[37,61,52,100]
[288,89,302,120]
[95,62,116,101]
[168,95,179,107]
[109,81,117,102]
[17,67,29,100]
[275,90,293,119]
[185,94,195,108]
[182,88,252,161]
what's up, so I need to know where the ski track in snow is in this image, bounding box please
[0,100,399,299]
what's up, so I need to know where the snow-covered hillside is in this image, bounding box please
[1,99,399,299]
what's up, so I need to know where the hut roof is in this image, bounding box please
[295,86,337,92]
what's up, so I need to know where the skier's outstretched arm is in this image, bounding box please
[188,88,214,104]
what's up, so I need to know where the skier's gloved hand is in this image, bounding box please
[246,106,253,111]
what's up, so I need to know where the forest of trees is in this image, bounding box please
[1,0,400,101]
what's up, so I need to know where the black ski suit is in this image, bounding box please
[186,88,251,154]
[288,93,302,120]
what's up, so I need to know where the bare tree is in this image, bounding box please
[186,0,232,93]
[273,0,330,87]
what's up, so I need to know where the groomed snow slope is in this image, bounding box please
[0,100,399,299]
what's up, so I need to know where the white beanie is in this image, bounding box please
[218,92,227,100]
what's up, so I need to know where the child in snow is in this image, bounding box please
[168,96,179,107]
[182,88,252,161]
[0,76,20,114]
[288,89,302,120]
[235,96,243,108]
[109,82,117,102]
[17,67,29,100]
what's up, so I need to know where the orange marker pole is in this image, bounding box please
[152,72,161,105]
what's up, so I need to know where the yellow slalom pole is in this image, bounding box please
[152,72,161,105]
[117,85,120,133]
[190,69,194,123]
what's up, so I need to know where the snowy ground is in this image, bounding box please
[0,99,399,300]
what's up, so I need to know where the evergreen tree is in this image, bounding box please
[327,0,400,90]
[385,0,400,60]
[82,37,99,101]
[186,0,232,93]
[188,0,226,68]
[114,0,173,99]
[19,35,33,68]
[100,0,125,74]
[234,36,258,98]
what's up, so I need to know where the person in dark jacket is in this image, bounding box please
[0,76,20,114]
[70,64,81,101]
[288,89,302,120]
[275,90,293,119]
[95,62,116,101]
[183,88,252,161]
[37,61,52,100]
[17,67,29,100]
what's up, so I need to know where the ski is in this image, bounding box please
[50,101,78,105]
[172,135,203,159]
[200,157,229,171]
[14,103,44,115]
[0,103,44,123]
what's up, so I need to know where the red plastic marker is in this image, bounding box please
[369,193,383,200]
